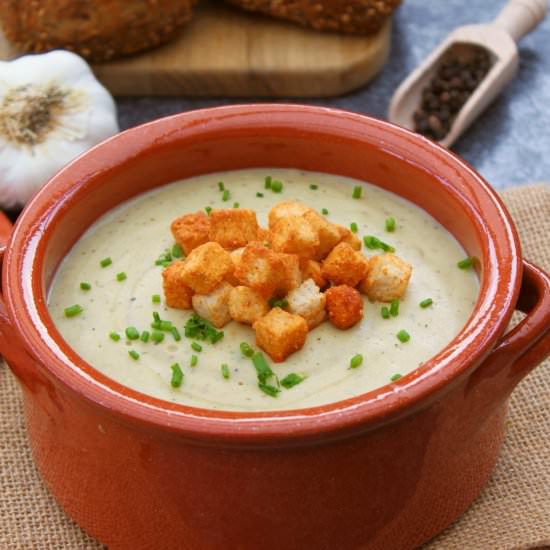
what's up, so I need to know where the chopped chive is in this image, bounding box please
[252,352,274,384]
[109,332,121,342]
[350,222,358,233]
[125,326,140,340]
[419,298,433,308]
[391,373,402,382]
[159,320,173,331]
[321,208,329,215]
[116,272,127,282]
[222,189,230,202]
[140,330,150,343]
[258,382,280,397]
[221,364,230,379]
[268,297,289,308]
[205,206,212,215]
[171,327,181,341]
[352,186,362,199]
[153,311,161,322]
[152,294,161,304]
[218,181,225,191]
[390,299,400,317]
[170,363,184,388]
[457,257,475,269]
[397,329,410,343]
[100,257,112,268]
[190,354,198,367]
[151,330,164,344]
[64,304,83,318]
[349,354,363,369]
[240,342,254,357]
[281,373,306,389]
[191,342,202,352]
[184,314,224,344]
[271,180,283,193]
[363,235,395,253]
[309,184,319,190]
[80,282,92,291]
[381,306,390,319]
[264,176,272,189]
[151,321,161,330]
[128,350,140,361]
[256,192,264,198]
[385,217,396,232]
[171,244,183,258]
[233,202,240,209]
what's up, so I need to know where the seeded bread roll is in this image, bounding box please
[223,0,402,34]
[0,0,196,62]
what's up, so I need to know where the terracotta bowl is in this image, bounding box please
[1,105,549,550]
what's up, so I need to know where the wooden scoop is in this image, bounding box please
[388,0,547,148]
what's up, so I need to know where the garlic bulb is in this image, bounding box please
[0,50,119,209]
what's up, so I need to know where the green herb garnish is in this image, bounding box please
[256,192,264,198]
[159,320,173,332]
[80,282,91,291]
[457,257,475,269]
[350,222,358,233]
[259,383,281,397]
[218,181,225,191]
[385,217,396,232]
[252,352,275,385]
[352,186,362,199]
[309,184,318,190]
[191,342,203,352]
[271,180,283,193]
[205,206,212,215]
[64,304,83,318]
[190,354,198,367]
[125,326,140,340]
[240,342,254,358]
[233,202,240,209]
[100,257,112,268]
[391,373,402,382]
[170,363,184,388]
[321,208,329,215]
[171,244,183,258]
[109,332,120,342]
[419,298,433,308]
[152,294,161,304]
[116,272,127,282]
[390,299,400,317]
[151,330,164,344]
[349,354,363,369]
[128,350,140,361]
[363,235,396,253]
[280,373,306,389]
[264,176,272,189]
[221,364,230,379]
[222,189,230,202]
[381,306,390,319]
[396,330,410,343]
[268,297,289,308]
[171,327,181,341]
[184,314,224,344]
[155,249,172,267]
[140,331,150,343]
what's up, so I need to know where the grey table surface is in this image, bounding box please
[117,0,550,191]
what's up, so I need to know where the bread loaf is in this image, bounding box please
[223,0,401,34]
[0,0,196,62]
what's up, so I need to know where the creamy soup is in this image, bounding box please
[48,169,479,411]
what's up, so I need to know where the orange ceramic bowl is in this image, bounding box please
[1,105,549,550]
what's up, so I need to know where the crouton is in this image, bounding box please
[321,242,369,287]
[162,261,194,310]
[234,243,283,298]
[335,224,362,251]
[170,211,210,255]
[270,216,319,258]
[277,252,303,295]
[300,258,328,290]
[268,200,312,230]
[303,210,342,260]
[192,282,233,328]
[325,285,364,329]
[253,307,308,362]
[225,247,245,286]
[359,254,413,302]
[286,279,326,329]
[209,209,260,250]
[180,242,233,294]
[228,286,269,325]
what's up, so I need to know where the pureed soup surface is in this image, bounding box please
[48,169,479,411]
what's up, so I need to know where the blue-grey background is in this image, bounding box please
[117,0,550,190]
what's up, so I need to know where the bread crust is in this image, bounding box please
[223,0,401,35]
[1,0,195,62]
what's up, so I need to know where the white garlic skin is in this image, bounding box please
[0,50,119,209]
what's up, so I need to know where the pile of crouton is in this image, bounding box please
[162,201,412,362]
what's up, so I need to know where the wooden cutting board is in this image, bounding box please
[0,2,392,97]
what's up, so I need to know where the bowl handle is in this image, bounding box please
[469,260,550,397]
[0,244,36,384]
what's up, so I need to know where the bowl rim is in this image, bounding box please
[3,104,521,444]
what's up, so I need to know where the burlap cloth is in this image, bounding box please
[1,184,549,550]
